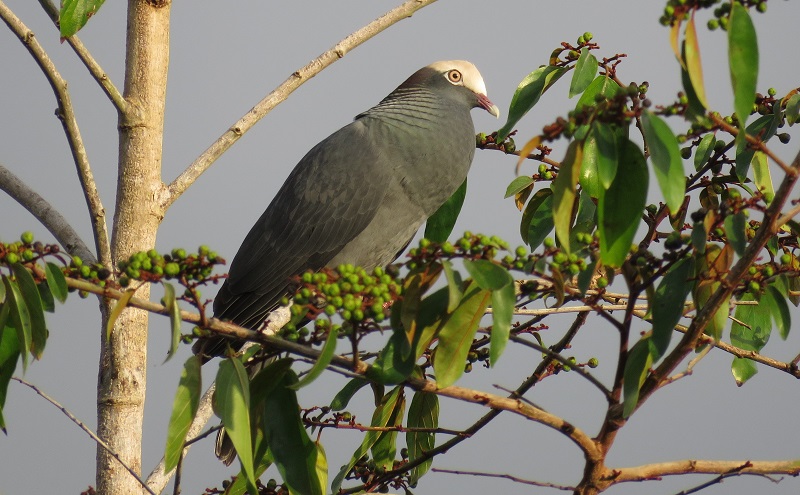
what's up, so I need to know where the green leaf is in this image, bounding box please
[44,262,68,304]
[407,391,438,484]
[3,276,30,371]
[433,281,491,388]
[106,289,136,342]
[569,48,598,98]
[651,257,694,358]
[164,355,202,472]
[575,75,622,110]
[735,111,780,180]
[215,357,255,490]
[464,260,514,365]
[520,188,554,249]
[592,123,621,190]
[728,2,759,127]
[786,93,800,125]
[10,264,47,359]
[289,327,338,390]
[731,357,757,385]
[683,16,709,108]
[692,245,733,341]
[497,65,568,141]
[368,329,416,385]
[425,179,467,243]
[263,370,326,495]
[441,260,463,313]
[552,140,583,253]
[763,285,791,340]
[730,292,771,385]
[38,282,55,314]
[724,211,747,257]
[622,337,655,418]
[0,323,21,432]
[751,151,774,203]
[332,387,401,493]
[371,387,405,470]
[162,283,181,363]
[694,134,716,171]
[59,0,106,38]
[641,111,686,213]
[330,378,369,411]
[598,140,648,267]
[504,176,535,198]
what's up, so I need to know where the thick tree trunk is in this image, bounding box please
[96,1,171,494]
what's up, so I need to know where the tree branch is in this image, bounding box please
[12,377,157,495]
[162,0,439,209]
[431,467,576,491]
[0,161,95,263]
[0,1,111,266]
[610,459,800,484]
[36,0,127,113]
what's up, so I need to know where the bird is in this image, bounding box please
[193,60,498,463]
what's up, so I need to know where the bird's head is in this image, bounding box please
[398,60,500,118]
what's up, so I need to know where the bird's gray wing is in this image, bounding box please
[214,119,388,328]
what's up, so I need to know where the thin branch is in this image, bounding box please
[162,0,439,209]
[0,1,111,266]
[610,459,800,484]
[661,342,713,385]
[0,162,95,263]
[673,471,780,495]
[431,467,576,491]
[711,113,794,176]
[36,0,127,112]
[494,303,648,316]
[12,377,157,495]
[776,200,800,230]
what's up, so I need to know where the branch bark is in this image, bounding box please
[162,0,439,209]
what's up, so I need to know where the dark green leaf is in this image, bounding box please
[504,176,535,199]
[593,123,621,189]
[289,327,338,390]
[489,283,514,365]
[786,93,800,125]
[651,257,694,358]
[763,285,790,340]
[11,264,47,359]
[330,378,369,411]
[162,283,181,363]
[433,281,491,388]
[59,0,106,38]
[497,66,568,141]
[552,140,583,253]
[598,140,648,267]
[249,358,293,410]
[641,111,686,213]
[577,257,598,296]
[425,179,467,243]
[38,282,55,313]
[164,355,202,472]
[0,323,20,432]
[622,337,654,418]
[3,276,30,371]
[45,262,68,304]
[463,259,513,291]
[263,370,326,495]
[728,2,759,127]
[724,211,747,257]
[407,391,438,484]
[579,136,602,199]
[520,188,554,249]
[575,75,622,110]
[367,329,416,385]
[694,134,716,171]
[215,357,255,489]
[569,48,598,98]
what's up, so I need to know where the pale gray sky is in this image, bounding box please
[1,1,799,494]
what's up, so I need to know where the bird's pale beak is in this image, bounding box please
[477,93,500,118]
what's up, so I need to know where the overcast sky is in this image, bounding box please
[1,1,800,494]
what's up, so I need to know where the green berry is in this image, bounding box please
[707,18,719,30]
[543,237,555,249]
[119,276,130,287]
[596,277,608,288]
[71,256,83,267]
[780,253,792,265]
[680,147,693,159]
[588,357,599,368]
[164,262,180,277]
[778,133,791,144]
[20,231,34,244]
[171,248,187,260]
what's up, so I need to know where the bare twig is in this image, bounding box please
[36,0,127,112]
[431,467,576,491]
[0,162,95,263]
[12,377,157,495]
[0,1,111,266]
[611,459,800,484]
[673,471,780,495]
[163,0,439,209]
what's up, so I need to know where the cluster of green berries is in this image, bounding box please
[541,236,593,277]
[216,477,285,495]
[116,246,222,288]
[464,347,492,372]
[1,231,60,266]
[557,356,599,373]
[706,1,767,30]
[475,132,516,154]
[282,264,403,340]
[406,233,511,268]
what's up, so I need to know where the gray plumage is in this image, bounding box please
[194,61,497,463]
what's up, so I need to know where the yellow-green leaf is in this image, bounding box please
[552,141,583,253]
[106,289,136,342]
[164,355,201,472]
[684,15,709,108]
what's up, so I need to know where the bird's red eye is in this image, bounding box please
[447,69,462,83]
